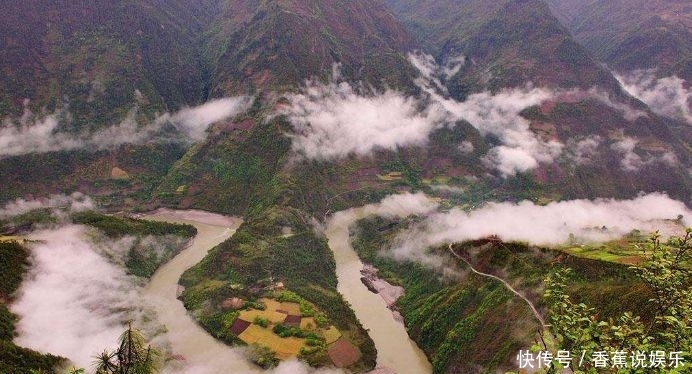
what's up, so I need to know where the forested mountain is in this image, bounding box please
[0,0,219,124]
[204,0,417,96]
[1,1,691,373]
[546,0,692,81]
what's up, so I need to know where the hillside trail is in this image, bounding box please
[448,243,578,373]
[447,243,546,327]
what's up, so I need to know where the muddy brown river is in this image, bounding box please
[326,208,432,374]
[144,207,431,373]
[142,209,260,374]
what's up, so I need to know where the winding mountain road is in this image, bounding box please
[447,243,546,327]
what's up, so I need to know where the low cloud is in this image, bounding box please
[168,97,252,140]
[422,84,563,176]
[11,225,147,369]
[388,193,690,265]
[411,52,564,176]
[283,58,563,176]
[328,193,442,269]
[616,70,692,124]
[283,78,447,160]
[0,97,251,158]
[610,136,678,172]
[407,52,465,93]
[587,88,648,122]
[327,193,440,233]
[565,135,602,165]
[281,60,674,177]
[0,192,94,219]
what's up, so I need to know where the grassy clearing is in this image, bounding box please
[557,234,655,265]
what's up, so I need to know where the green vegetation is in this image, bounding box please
[0,144,186,208]
[179,205,375,371]
[254,316,269,328]
[0,209,59,232]
[92,324,160,374]
[352,216,536,373]
[0,340,64,374]
[155,112,292,216]
[0,241,65,373]
[248,344,279,369]
[351,215,659,373]
[542,229,692,373]
[73,211,196,278]
[73,211,196,238]
[0,241,31,299]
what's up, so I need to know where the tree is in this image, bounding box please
[248,343,278,369]
[92,324,160,374]
[542,229,692,373]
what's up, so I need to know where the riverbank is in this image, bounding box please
[360,265,405,324]
[141,209,261,374]
[326,208,432,374]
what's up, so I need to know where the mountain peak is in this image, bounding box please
[206,0,417,96]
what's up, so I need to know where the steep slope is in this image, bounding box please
[0,0,215,126]
[546,0,692,81]
[204,0,418,96]
[351,216,660,373]
[0,1,220,207]
[385,0,620,93]
[382,0,691,202]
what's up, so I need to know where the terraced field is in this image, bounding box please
[229,297,360,366]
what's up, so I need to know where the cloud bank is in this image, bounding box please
[564,135,602,165]
[283,79,447,160]
[387,193,690,264]
[0,192,94,219]
[422,84,563,176]
[11,225,146,369]
[283,57,564,176]
[610,136,678,172]
[284,56,674,178]
[0,97,250,158]
[616,70,692,124]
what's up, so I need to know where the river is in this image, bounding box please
[143,206,431,374]
[326,208,433,374]
[142,209,260,374]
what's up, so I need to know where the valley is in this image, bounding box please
[1,0,692,373]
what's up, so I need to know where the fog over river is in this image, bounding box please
[10,190,689,373]
[11,208,430,373]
